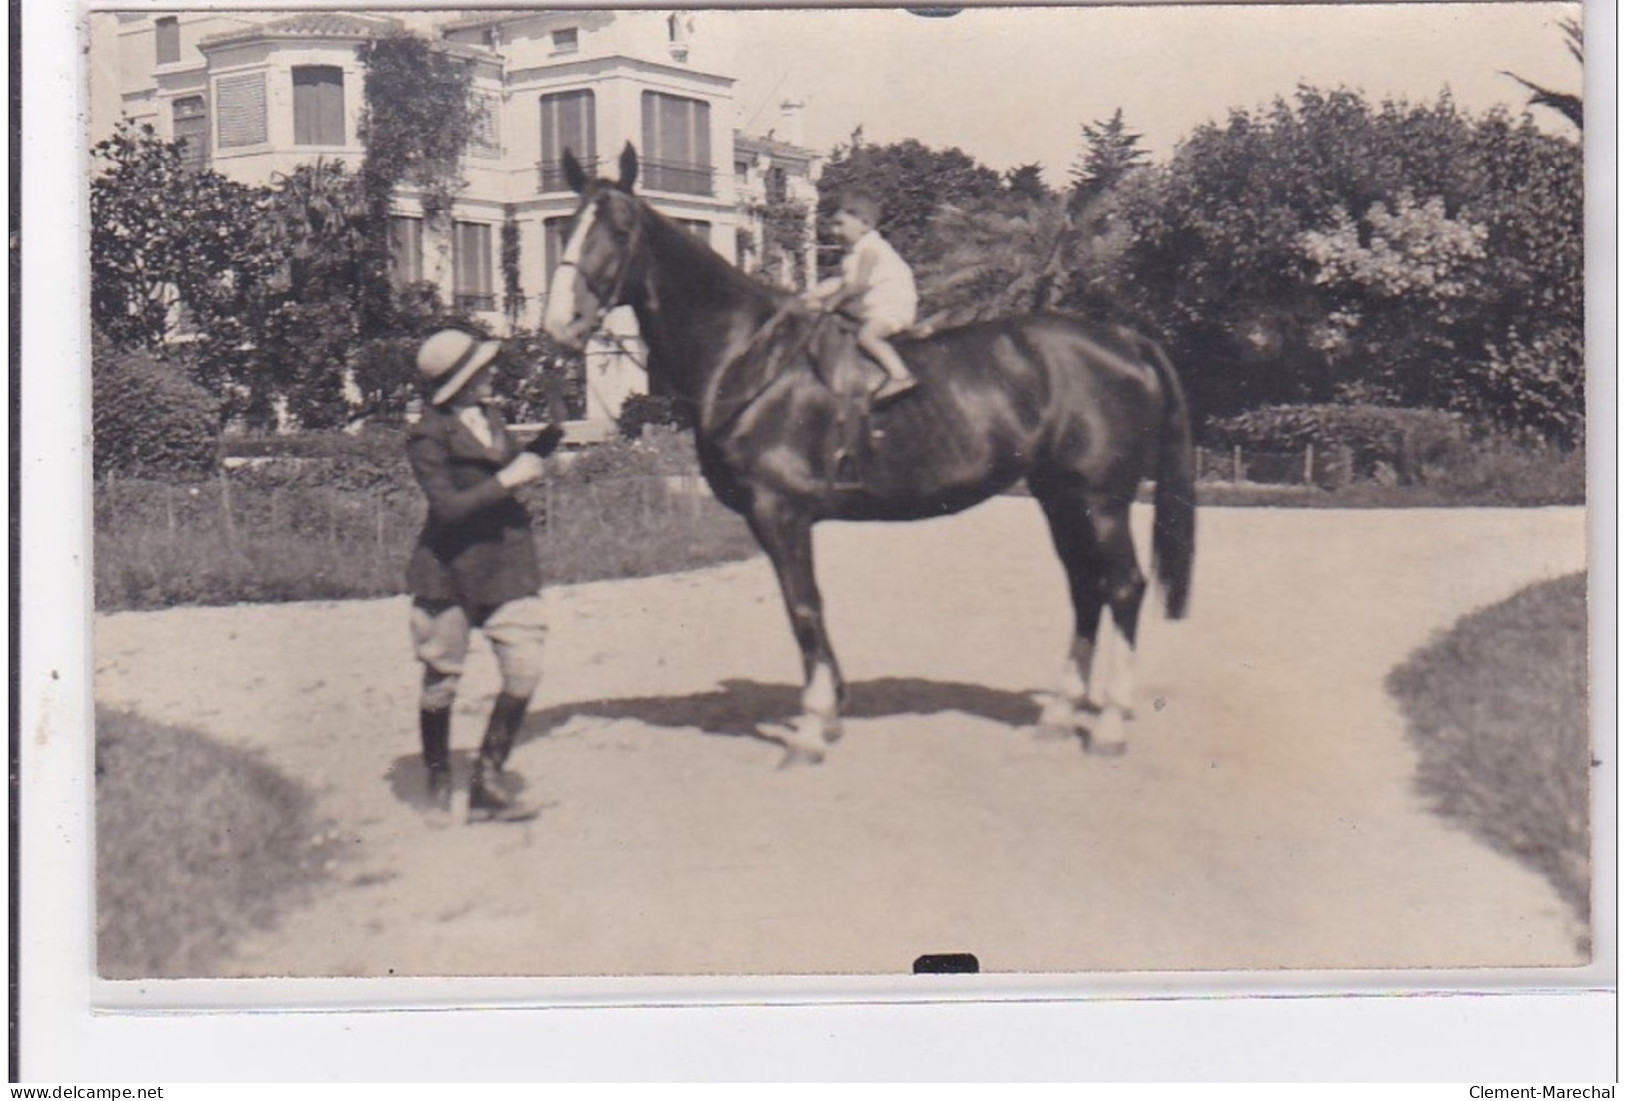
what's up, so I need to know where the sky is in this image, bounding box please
[724,3,1584,183]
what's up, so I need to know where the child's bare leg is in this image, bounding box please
[858,323,915,396]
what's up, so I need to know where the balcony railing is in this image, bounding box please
[639,159,713,197]
[538,156,598,193]
[455,293,497,313]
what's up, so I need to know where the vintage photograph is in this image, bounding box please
[80,2,1595,990]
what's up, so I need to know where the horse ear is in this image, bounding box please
[617,143,639,192]
[562,149,587,194]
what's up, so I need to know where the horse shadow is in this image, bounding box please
[386,677,1044,810]
[518,676,1044,746]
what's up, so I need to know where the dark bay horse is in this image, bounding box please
[543,145,1195,757]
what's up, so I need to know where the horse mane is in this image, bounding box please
[633,192,794,315]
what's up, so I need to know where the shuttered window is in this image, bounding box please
[390,217,423,289]
[469,92,500,158]
[539,90,596,191]
[453,222,494,312]
[640,92,711,195]
[292,65,345,146]
[172,95,208,169]
[543,217,569,282]
[215,72,267,147]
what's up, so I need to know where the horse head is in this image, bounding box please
[542,144,646,351]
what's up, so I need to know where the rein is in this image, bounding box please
[568,194,831,434]
[701,297,834,434]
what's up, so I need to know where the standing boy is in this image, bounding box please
[406,328,560,824]
[806,192,920,403]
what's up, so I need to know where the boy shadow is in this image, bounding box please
[386,677,1043,809]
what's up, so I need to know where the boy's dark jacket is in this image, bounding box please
[406,403,540,619]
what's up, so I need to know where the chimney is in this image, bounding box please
[777,99,805,147]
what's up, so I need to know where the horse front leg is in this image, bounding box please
[748,498,844,763]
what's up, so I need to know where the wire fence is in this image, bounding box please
[92,469,746,611]
[1194,444,1350,488]
[93,470,714,546]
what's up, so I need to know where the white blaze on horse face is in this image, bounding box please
[542,203,597,344]
[803,662,838,720]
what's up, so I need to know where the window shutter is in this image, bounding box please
[216,73,267,147]
[172,96,209,169]
[390,217,423,288]
[293,66,345,146]
[540,90,595,189]
[544,217,568,280]
[641,92,711,194]
[470,92,500,157]
[454,222,493,308]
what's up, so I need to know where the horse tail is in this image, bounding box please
[1144,338,1196,620]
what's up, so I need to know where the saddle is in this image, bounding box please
[807,314,907,492]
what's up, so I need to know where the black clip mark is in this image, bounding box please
[912,952,979,974]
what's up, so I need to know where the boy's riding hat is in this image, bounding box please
[417,329,501,406]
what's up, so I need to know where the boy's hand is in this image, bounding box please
[497,452,546,489]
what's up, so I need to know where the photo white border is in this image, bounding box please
[16,0,1618,1080]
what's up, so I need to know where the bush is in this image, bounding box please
[349,336,422,424]
[564,427,701,482]
[221,427,417,500]
[616,392,693,440]
[490,328,586,423]
[1206,404,1469,485]
[92,336,221,478]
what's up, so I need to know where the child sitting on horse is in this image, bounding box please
[406,328,563,824]
[805,192,920,404]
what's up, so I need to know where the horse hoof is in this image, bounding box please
[757,721,827,765]
[820,717,844,744]
[1080,710,1129,756]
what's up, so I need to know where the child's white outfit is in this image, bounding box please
[842,229,918,336]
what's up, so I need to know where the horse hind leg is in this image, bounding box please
[1081,504,1147,754]
[1033,483,1145,754]
[1032,483,1104,742]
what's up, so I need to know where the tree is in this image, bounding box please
[357,31,479,335]
[1069,108,1149,212]
[1095,86,1583,439]
[1504,16,1583,130]
[813,138,1005,269]
[89,121,276,352]
[249,160,374,428]
[914,196,1073,323]
[1003,163,1054,204]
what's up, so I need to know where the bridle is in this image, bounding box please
[555,190,646,335]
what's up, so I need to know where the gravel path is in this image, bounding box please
[93,500,1589,978]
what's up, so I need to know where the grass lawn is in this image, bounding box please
[1387,573,1592,929]
[95,706,338,978]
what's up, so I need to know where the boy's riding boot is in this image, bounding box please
[419,707,453,816]
[467,693,539,824]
